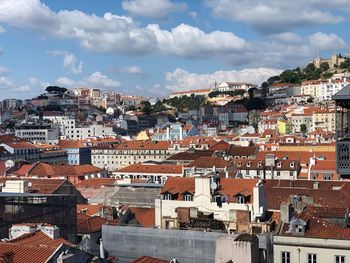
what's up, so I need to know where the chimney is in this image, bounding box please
[100,238,105,259]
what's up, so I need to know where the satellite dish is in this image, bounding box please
[5,160,15,169]
[210,182,217,190]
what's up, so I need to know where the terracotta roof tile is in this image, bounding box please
[75,178,117,189]
[131,256,169,263]
[161,177,258,203]
[117,164,183,174]
[129,207,155,227]
[117,141,171,150]
[77,214,107,234]
[185,157,231,169]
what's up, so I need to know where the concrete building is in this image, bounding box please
[58,140,92,165]
[43,115,115,139]
[15,123,59,144]
[155,176,267,233]
[112,163,184,184]
[217,82,257,92]
[91,141,171,171]
[215,234,260,263]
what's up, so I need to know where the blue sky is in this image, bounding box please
[0,0,349,99]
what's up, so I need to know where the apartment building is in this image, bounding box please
[15,123,59,144]
[43,115,115,139]
[155,176,266,233]
[301,78,350,102]
[91,140,172,171]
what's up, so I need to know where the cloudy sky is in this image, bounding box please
[0,0,349,99]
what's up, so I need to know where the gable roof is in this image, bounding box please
[117,164,183,174]
[131,256,169,263]
[161,177,258,203]
[185,157,231,169]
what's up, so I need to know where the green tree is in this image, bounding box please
[140,101,152,114]
[45,86,67,94]
[280,70,299,83]
[244,97,266,111]
[319,62,330,71]
[300,124,307,134]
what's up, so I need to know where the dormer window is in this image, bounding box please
[163,193,172,200]
[184,193,193,201]
[257,162,263,168]
[247,161,252,168]
[237,195,245,204]
[290,162,295,168]
[277,162,282,168]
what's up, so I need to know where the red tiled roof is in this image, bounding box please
[0,243,58,263]
[167,150,213,161]
[131,256,169,263]
[75,178,117,189]
[4,141,38,149]
[117,141,171,150]
[311,160,336,171]
[117,164,183,174]
[0,178,66,194]
[185,157,231,169]
[77,214,107,234]
[77,204,103,216]
[264,180,350,210]
[129,207,155,227]
[161,177,258,203]
[6,230,73,247]
[27,162,103,177]
[57,140,91,148]
[0,230,74,263]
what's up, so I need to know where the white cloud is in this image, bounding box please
[84,72,121,89]
[122,65,144,75]
[55,72,121,90]
[47,50,83,74]
[62,53,83,74]
[0,25,5,33]
[122,0,187,19]
[0,66,9,75]
[147,23,246,58]
[309,32,347,50]
[0,0,246,59]
[205,0,344,33]
[163,67,283,94]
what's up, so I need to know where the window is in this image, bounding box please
[184,194,193,201]
[281,251,290,263]
[163,193,172,200]
[237,195,245,204]
[308,253,317,263]
[335,255,345,263]
[324,173,332,180]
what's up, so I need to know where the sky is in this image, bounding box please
[0,0,349,99]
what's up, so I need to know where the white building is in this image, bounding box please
[218,82,257,92]
[43,115,115,139]
[155,176,266,231]
[302,78,350,102]
[15,124,59,144]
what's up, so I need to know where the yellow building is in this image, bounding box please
[277,120,292,134]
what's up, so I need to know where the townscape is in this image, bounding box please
[0,53,349,262]
[2,1,350,263]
